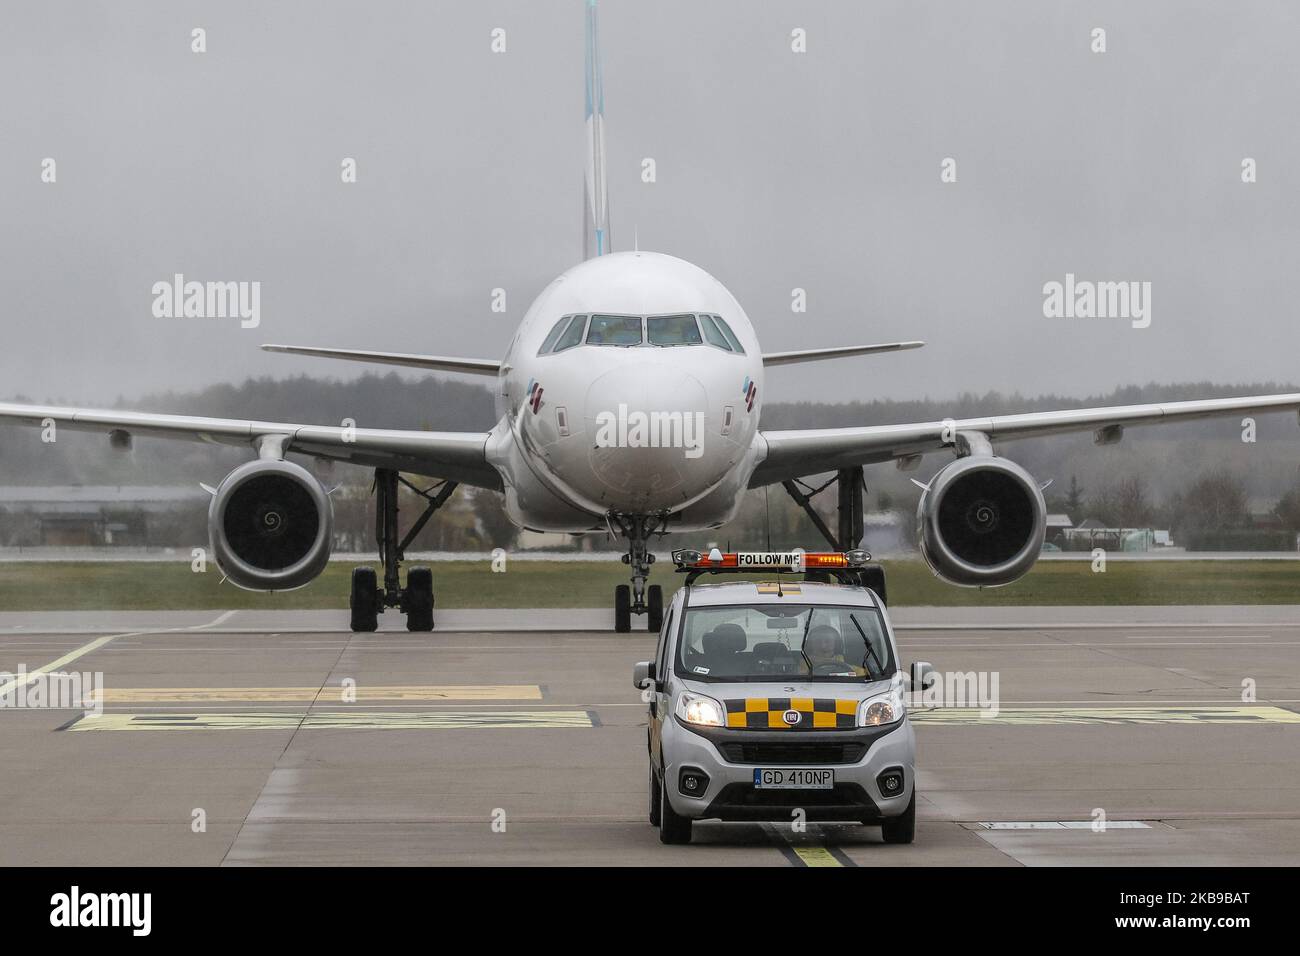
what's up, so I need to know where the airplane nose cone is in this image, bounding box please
[584,362,714,505]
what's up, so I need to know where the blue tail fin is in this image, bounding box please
[583,0,611,258]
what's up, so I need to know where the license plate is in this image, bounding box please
[753,768,834,790]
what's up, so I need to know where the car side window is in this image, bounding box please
[655,607,674,682]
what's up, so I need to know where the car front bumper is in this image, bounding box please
[660,715,916,823]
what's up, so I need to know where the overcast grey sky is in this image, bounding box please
[3,0,1299,407]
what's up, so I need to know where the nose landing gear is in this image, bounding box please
[611,513,667,633]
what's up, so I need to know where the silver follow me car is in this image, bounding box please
[634,549,935,845]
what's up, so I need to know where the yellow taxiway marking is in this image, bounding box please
[791,846,844,867]
[910,705,1300,725]
[761,824,855,868]
[93,685,543,703]
[65,710,594,731]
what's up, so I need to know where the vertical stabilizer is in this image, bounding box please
[583,0,611,258]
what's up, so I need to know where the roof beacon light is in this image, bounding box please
[671,549,871,572]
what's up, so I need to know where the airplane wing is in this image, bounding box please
[761,341,924,367]
[0,402,501,490]
[261,344,501,377]
[750,392,1300,487]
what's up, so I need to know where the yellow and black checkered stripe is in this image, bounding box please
[724,698,857,730]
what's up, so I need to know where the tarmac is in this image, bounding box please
[0,606,1296,865]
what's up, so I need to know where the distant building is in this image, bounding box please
[1044,513,1072,545]
[1062,521,1155,552]
[0,486,208,547]
[862,511,906,555]
[515,529,587,551]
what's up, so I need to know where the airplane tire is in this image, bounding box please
[350,567,379,632]
[647,585,664,632]
[405,566,434,632]
[859,565,888,606]
[614,585,631,633]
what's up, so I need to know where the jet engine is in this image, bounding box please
[208,459,333,591]
[917,456,1045,587]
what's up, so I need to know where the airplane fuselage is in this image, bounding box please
[485,251,766,533]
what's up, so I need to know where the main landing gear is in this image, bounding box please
[780,466,889,605]
[611,513,667,634]
[350,468,458,633]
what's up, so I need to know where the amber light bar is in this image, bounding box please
[671,549,869,571]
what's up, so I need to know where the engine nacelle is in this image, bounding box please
[208,459,333,591]
[917,456,1045,587]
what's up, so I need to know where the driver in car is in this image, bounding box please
[804,624,866,677]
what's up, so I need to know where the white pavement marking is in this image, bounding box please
[894,621,1300,631]
[896,642,1300,648]
[0,610,235,699]
[189,610,238,629]
[967,821,1153,830]
[0,632,139,699]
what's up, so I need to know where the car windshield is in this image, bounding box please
[676,604,894,682]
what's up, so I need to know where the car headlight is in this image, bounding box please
[859,683,906,727]
[675,691,726,728]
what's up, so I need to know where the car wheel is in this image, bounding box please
[881,790,916,844]
[658,774,693,845]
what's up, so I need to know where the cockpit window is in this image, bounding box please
[647,314,703,346]
[698,314,733,351]
[587,314,643,346]
[542,312,735,351]
[538,316,571,355]
[712,315,746,354]
[553,314,587,353]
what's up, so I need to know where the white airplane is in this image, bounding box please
[5,0,1300,632]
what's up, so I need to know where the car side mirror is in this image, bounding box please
[633,661,657,690]
[909,660,936,692]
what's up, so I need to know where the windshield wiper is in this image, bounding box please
[798,609,816,675]
[851,615,885,680]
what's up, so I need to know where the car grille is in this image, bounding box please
[718,742,867,765]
